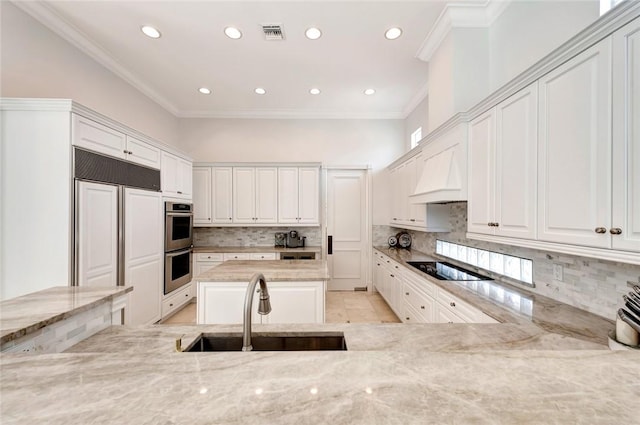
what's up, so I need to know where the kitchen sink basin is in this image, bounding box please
[183,333,348,352]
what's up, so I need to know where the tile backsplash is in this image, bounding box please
[374,202,640,320]
[194,226,322,247]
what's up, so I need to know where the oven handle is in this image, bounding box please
[166,248,192,257]
[166,212,194,217]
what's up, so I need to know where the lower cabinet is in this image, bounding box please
[161,282,194,319]
[197,280,325,324]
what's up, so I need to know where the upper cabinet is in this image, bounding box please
[612,18,640,252]
[193,167,212,224]
[212,167,233,224]
[72,114,161,169]
[162,151,192,200]
[278,167,320,225]
[537,38,612,248]
[233,167,278,224]
[468,82,538,240]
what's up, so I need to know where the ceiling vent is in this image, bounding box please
[262,24,285,40]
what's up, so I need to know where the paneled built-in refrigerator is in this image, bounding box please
[74,148,163,325]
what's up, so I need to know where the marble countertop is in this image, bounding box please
[197,260,329,282]
[374,246,615,346]
[1,323,638,424]
[193,246,321,253]
[0,286,132,344]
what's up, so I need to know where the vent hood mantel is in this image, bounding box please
[409,122,468,204]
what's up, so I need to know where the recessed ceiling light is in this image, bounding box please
[364,88,376,95]
[309,88,321,95]
[198,87,211,95]
[385,27,402,40]
[255,88,266,95]
[224,27,242,39]
[305,27,322,40]
[141,25,161,39]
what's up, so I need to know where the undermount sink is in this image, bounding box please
[183,333,348,352]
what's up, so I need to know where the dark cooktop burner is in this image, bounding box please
[407,261,492,281]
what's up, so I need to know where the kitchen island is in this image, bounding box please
[196,260,329,324]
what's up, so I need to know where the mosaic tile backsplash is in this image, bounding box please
[194,226,322,248]
[374,203,640,320]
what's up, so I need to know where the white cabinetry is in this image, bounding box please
[193,167,212,224]
[233,167,278,224]
[162,152,192,200]
[278,167,320,225]
[538,38,612,248]
[468,83,538,240]
[402,274,435,323]
[612,18,640,252]
[72,115,161,169]
[161,282,194,319]
[194,253,224,277]
[197,281,325,324]
[212,167,233,224]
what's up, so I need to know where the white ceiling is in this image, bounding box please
[25,1,459,119]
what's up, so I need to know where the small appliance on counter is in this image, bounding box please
[274,232,286,247]
[286,230,306,248]
[396,231,412,249]
[387,235,398,248]
[608,285,640,350]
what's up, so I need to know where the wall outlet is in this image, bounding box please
[553,264,563,282]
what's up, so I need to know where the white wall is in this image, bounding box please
[427,33,455,132]
[404,95,429,149]
[489,0,600,91]
[0,2,180,148]
[179,118,404,225]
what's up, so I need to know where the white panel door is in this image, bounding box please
[255,167,278,223]
[125,136,161,169]
[72,114,126,159]
[327,169,367,291]
[233,167,255,223]
[161,151,179,195]
[193,167,212,225]
[538,38,612,248]
[278,167,299,223]
[124,188,163,326]
[298,167,320,224]
[495,82,538,240]
[197,284,259,324]
[212,167,233,224]
[77,181,118,287]
[612,18,640,252]
[468,109,495,235]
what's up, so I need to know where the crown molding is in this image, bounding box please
[401,82,429,118]
[11,0,181,116]
[177,109,406,120]
[416,0,511,62]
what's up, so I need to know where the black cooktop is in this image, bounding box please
[407,261,492,281]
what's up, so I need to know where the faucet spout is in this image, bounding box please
[242,273,271,351]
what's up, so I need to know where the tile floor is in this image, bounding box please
[162,291,400,325]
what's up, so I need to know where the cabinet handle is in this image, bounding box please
[169,303,174,307]
[405,317,410,321]
[410,219,416,222]
[128,150,133,155]
[390,274,395,278]
[177,191,183,194]
[393,218,397,221]
[405,292,409,296]
[185,293,189,297]
[450,302,456,307]
[595,227,607,234]
[395,265,399,269]
[494,222,499,227]
[208,218,211,220]
[610,228,622,235]
[123,149,128,154]
[420,306,425,309]
[229,218,232,221]
[487,222,492,227]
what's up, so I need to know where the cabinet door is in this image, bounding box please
[495,83,538,240]
[233,167,255,223]
[161,152,179,195]
[389,168,401,225]
[212,167,233,223]
[193,167,212,225]
[72,114,126,159]
[255,167,278,223]
[194,261,222,277]
[197,283,259,324]
[298,167,320,224]
[278,167,299,224]
[612,18,640,252]
[538,38,612,248]
[178,159,193,198]
[264,282,324,324]
[126,136,161,169]
[397,162,410,225]
[76,181,118,287]
[468,109,495,235]
[124,188,163,326]
[408,153,427,226]
[435,303,466,323]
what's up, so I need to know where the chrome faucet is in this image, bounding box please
[242,273,271,351]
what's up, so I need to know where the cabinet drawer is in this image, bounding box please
[436,288,484,323]
[403,280,435,321]
[250,253,277,260]
[223,253,252,261]
[196,253,224,262]
[162,283,193,318]
[402,269,437,298]
[402,302,429,324]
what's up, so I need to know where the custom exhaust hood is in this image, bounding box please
[409,123,468,204]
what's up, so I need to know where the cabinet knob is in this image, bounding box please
[405,317,410,321]
[169,303,174,307]
[405,292,409,296]
[594,227,607,234]
[185,294,189,297]
[410,219,416,222]
[177,191,183,194]
[208,218,211,220]
[610,228,622,235]
[390,274,395,278]
[494,222,499,227]
[123,149,128,154]
[229,218,232,221]
[420,306,425,309]
[450,302,456,307]
[128,150,133,155]
[487,222,493,227]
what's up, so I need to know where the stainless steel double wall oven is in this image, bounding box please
[164,202,193,295]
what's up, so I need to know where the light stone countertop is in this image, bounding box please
[0,286,133,345]
[1,322,638,424]
[375,247,615,346]
[196,260,329,282]
[193,246,321,253]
